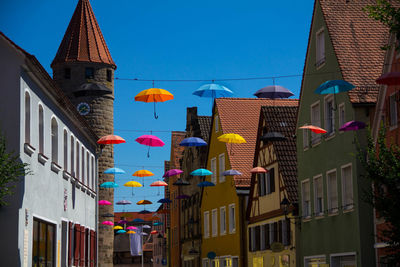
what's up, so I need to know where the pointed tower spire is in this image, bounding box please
[51,0,115,67]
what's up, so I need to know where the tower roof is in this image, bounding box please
[51,0,116,68]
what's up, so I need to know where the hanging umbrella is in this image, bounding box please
[142,225,151,229]
[157,198,172,204]
[127,226,138,230]
[104,167,126,174]
[133,170,154,177]
[139,209,151,214]
[135,88,174,119]
[163,169,183,178]
[141,232,148,236]
[339,120,367,131]
[376,72,400,85]
[197,181,215,187]
[137,200,153,205]
[173,178,190,186]
[101,213,115,217]
[261,132,287,142]
[116,230,126,234]
[193,83,234,99]
[151,230,159,235]
[176,194,190,199]
[124,181,142,196]
[314,80,355,94]
[116,200,132,205]
[154,222,164,226]
[99,200,112,205]
[190,168,212,176]
[133,218,145,223]
[254,85,294,99]
[136,135,165,157]
[250,167,267,173]
[113,226,123,230]
[97,135,126,145]
[127,231,136,234]
[118,220,128,224]
[299,125,327,134]
[100,182,118,188]
[179,137,207,147]
[222,169,242,176]
[102,221,114,226]
[150,181,168,186]
[218,133,246,144]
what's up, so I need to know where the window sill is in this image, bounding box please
[24,143,35,156]
[38,153,49,165]
[328,209,339,216]
[302,216,312,222]
[324,132,335,141]
[229,230,236,234]
[311,139,321,147]
[316,59,326,70]
[314,214,325,220]
[220,232,226,236]
[343,206,354,214]
[303,146,309,152]
[62,171,71,181]
[51,162,62,173]
[389,124,398,132]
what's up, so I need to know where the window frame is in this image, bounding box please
[220,206,226,235]
[203,211,210,238]
[389,91,398,129]
[310,100,321,146]
[301,179,311,219]
[51,117,59,164]
[229,203,236,233]
[313,174,324,217]
[338,103,345,134]
[324,94,335,137]
[211,208,218,237]
[211,157,217,184]
[341,163,354,211]
[218,153,225,183]
[315,27,326,69]
[326,169,338,214]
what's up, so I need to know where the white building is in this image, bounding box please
[0,32,99,267]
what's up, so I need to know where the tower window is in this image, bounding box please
[85,68,94,79]
[107,69,112,82]
[64,68,71,79]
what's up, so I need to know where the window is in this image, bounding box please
[263,224,270,249]
[203,259,210,267]
[25,91,31,144]
[325,95,335,135]
[311,102,321,144]
[203,211,209,238]
[64,130,68,170]
[389,93,398,127]
[64,68,71,79]
[51,118,58,163]
[266,168,275,194]
[106,69,112,82]
[314,175,324,216]
[249,227,255,251]
[330,254,356,266]
[212,209,218,237]
[282,219,291,246]
[232,258,238,267]
[86,151,90,186]
[39,105,44,153]
[76,142,80,180]
[211,259,219,267]
[229,204,236,233]
[70,136,75,176]
[342,164,353,210]
[220,206,226,235]
[211,157,217,184]
[218,153,225,183]
[327,170,338,213]
[303,128,309,149]
[338,103,345,129]
[302,180,311,218]
[91,156,95,190]
[269,223,275,244]
[82,149,85,184]
[85,68,94,79]
[32,218,55,267]
[316,29,325,67]
[215,115,219,132]
[304,256,326,267]
[258,173,266,196]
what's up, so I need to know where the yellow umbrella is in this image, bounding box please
[134,88,174,119]
[127,230,136,234]
[113,226,123,230]
[217,133,246,143]
[124,180,142,196]
[137,200,153,205]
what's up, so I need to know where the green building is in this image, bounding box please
[296,1,388,266]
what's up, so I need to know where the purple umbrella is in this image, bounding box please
[222,169,242,176]
[163,169,183,178]
[254,85,294,99]
[118,220,128,224]
[339,120,366,132]
[116,200,132,205]
[175,194,190,199]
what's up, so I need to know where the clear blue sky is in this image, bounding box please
[0,0,314,212]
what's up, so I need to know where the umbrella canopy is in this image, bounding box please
[116,200,132,205]
[99,200,112,205]
[127,226,138,230]
[261,132,287,142]
[254,85,294,99]
[173,178,191,186]
[97,135,126,145]
[104,167,126,174]
[127,231,136,234]
[137,200,153,205]
[136,135,165,147]
[163,169,183,178]
[376,72,400,85]
[118,220,128,224]
[151,230,159,235]
[176,194,190,199]
[339,120,367,131]
[116,230,126,234]
[250,167,267,173]
[113,226,123,230]
[153,222,163,226]
[179,137,207,147]
[101,213,115,217]
[190,168,213,176]
[141,232,148,236]
[135,88,174,119]
[139,209,151,214]
[132,170,154,177]
[314,80,355,94]
[150,181,168,186]
[132,218,144,223]
[102,221,113,226]
[100,182,118,188]
[142,225,151,229]
[299,125,327,134]
[217,133,246,144]
[193,83,234,98]
[222,169,242,176]
[197,181,216,187]
[124,181,142,187]
[158,198,172,204]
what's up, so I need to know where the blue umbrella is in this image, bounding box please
[254,85,294,99]
[157,198,172,204]
[179,137,207,147]
[154,222,163,226]
[221,169,242,176]
[139,209,151,214]
[100,182,119,188]
[133,218,144,222]
[104,167,126,174]
[314,80,355,94]
[116,230,126,234]
[190,168,213,176]
[193,83,234,98]
[197,181,215,187]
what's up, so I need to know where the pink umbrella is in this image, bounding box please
[102,221,114,226]
[99,200,112,205]
[135,135,165,157]
[150,181,168,186]
[163,169,183,178]
[127,226,138,230]
[250,167,267,173]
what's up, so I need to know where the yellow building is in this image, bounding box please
[246,104,299,267]
[200,98,298,267]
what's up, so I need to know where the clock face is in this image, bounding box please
[77,102,90,116]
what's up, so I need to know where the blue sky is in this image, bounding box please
[0,0,314,211]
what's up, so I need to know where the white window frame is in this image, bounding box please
[316,27,326,68]
[303,127,309,150]
[24,90,31,144]
[338,103,345,133]
[51,116,59,164]
[38,104,44,153]
[220,206,226,235]
[326,169,338,214]
[212,209,218,237]
[329,252,356,267]
[202,258,210,267]
[63,129,68,170]
[389,92,398,128]
[218,153,225,183]
[310,101,321,145]
[341,163,354,211]
[215,115,219,132]
[324,94,335,137]
[313,174,324,217]
[302,179,311,218]
[229,203,236,233]
[304,255,326,267]
[203,211,210,238]
[211,157,217,184]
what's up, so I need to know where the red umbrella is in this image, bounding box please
[299,125,327,134]
[376,72,400,85]
[97,135,126,145]
[250,167,267,173]
[151,230,159,235]
[136,135,165,157]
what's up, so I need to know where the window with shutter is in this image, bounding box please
[74,224,80,266]
[80,226,85,266]
[258,173,266,196]
[327,170,338,213]
[255,226,260,251]
[302,180,311,217]
[325,95,335,135]
[269,223,275,244]
[342,164,353,210]
[69,222,73,266]
[211,158,217,184]
[266,168,275,194]
[316,29,325,67]
[314,175,324,216]
[219,153,225,183]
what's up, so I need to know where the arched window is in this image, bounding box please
[76,142,80,180]
[70,136,75,176]
[25,92,30,143]
[63,130,68,170]
[86,151,90,187]
[82,148,85,184]
[51,117,58,163]
[91,156,95,190]
[38,105,44,153]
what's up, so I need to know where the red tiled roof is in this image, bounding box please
[114,212,155,223]
[215,98,299,187]
[51,0,115,67]
[319,0,389,104]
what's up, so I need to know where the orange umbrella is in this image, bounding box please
[150,181,168,186]
[97,135,126,145]
[133,169,154,186]
[299,125,327,134]
[137,200,153,205]
[250,167,267,173]
[134,88,174,119]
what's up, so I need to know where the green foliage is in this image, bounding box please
[358,127,400,264]
[364,0,400,50]
[0,133,30,206]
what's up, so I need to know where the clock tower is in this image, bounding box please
[51,0,116,266]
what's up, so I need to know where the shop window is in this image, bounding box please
[32,218,55,267]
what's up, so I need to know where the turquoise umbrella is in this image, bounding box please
[193,83,234,98]
[104,167,126,174]
[116,230,126,234]
[100,182,118,188]
[190,168,213,176]
[314,80,355,94]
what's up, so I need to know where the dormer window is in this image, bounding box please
[64,68,71,79]
[85,68,94,79]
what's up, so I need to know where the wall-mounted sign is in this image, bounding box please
[271,242,284,253]
[64,189,68,211]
